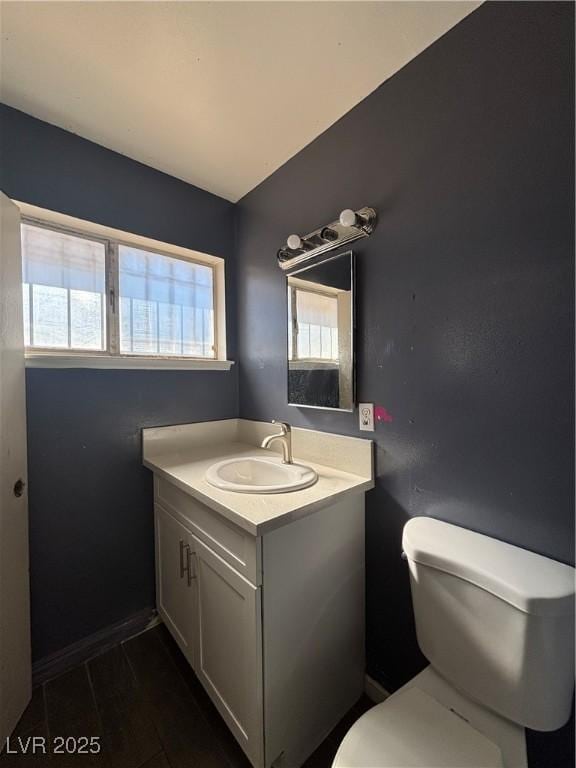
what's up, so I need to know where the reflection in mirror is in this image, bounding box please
[287,251,354,411]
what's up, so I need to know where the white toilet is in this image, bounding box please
[333,517,575,768]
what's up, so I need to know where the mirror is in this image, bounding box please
[287,251,355,411]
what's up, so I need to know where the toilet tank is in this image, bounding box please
[402,518,575,732]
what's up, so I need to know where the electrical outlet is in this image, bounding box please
[359,403,374,432]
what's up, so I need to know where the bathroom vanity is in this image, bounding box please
[143,419,373,768]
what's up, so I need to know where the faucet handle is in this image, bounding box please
[272,420,291,434]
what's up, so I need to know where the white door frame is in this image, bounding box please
[0,192,32,746]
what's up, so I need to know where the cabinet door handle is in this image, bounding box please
[179,539,186,578]
[186,548,197,587]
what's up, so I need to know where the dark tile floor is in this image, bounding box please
[1,624,372,767]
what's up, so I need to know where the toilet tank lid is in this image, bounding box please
[402,518,575,616]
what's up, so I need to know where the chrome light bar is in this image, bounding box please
[277,207,377,271]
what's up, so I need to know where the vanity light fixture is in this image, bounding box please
[277,206,377,270]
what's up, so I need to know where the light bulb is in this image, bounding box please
[339,209,358,228]
[287,234,302,250]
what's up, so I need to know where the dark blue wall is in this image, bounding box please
[0,105,238,661]
[235,4,574,762]
[25,369,237,661]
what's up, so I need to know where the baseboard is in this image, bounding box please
[32,607,160,686]
[34,615,389,701]
[364,674,390,703]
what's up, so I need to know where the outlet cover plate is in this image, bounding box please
[359,403,374,432]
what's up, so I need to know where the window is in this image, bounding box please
[22,224,106,351]
[21,218,221,363]
[118,245,214,357]
[288,286,339,362]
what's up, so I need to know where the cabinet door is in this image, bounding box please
[155,504,196,666]
[192,535,263,768]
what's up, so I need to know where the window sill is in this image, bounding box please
[25,354,235,371]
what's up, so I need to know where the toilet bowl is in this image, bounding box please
[333,667,526,768]
[333,518,575,768]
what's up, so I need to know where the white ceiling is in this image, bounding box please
[1,2,481,202]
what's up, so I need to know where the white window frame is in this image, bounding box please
[17,202,232,370]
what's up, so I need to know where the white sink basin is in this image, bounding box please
[205,456,318,494]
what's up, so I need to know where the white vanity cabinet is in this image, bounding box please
[152,475,365,768]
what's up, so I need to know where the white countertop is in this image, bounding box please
[142,420,374,536]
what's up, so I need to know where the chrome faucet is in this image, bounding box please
[261,421,293,464]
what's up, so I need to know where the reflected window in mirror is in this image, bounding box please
[286,251,354,411]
